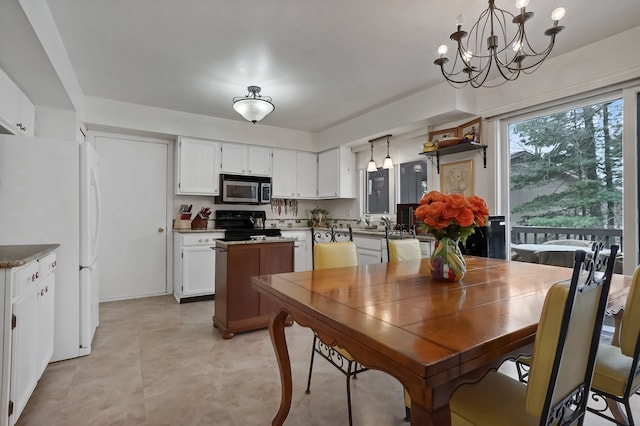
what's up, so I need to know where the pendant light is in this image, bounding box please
[382,135,393,169]
[367,141,377,172]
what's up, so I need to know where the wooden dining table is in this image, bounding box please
[252,256,631,426]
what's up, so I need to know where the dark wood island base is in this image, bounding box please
[213,239,294,339]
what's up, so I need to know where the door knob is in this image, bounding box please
[158,227,165,232]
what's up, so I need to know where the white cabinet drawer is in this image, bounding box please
[12,262,39,297]
[38,253,57,279]
[181,233,223,246]
[354,236,383,251]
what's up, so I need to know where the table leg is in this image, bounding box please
[268,309,293,426]
[410,401,451,426]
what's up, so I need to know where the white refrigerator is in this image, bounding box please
[0,135,100,361]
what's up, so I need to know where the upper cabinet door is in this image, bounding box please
[0,69,18,133]
[175,137,220,195]
[247,146,272,176]
[296,151,317,198]
[272,149,296,197]
[16,90,34,136]
[317,147,355,198]
[220,143,248,175]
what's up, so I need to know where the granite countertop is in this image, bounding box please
[214,237,297,246]
[0,244,60,269]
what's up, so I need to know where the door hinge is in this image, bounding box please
[11,314,16,329]
[8,400,13,416]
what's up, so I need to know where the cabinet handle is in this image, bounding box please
[40,289,45,296]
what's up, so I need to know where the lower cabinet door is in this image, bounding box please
[36,274,55,376]
[182,245,216,296]
[11,285,38,423]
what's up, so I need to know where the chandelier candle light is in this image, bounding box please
[232,86,275,124]
[415,191,489,282]
[434,0,566,88]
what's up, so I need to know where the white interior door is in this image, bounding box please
[95,135,168,301]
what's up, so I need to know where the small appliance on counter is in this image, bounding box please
[215,210,281,241]
[396,203,420,231]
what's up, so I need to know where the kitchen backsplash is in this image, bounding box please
[172,196,363,230]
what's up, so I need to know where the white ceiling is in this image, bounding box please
[17,1,640,133]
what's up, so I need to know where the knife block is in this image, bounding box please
[174,219,191,229]
[191,214,209,230]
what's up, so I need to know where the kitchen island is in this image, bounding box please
[213,238,294,338]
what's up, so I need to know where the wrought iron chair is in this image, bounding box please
[306,225,366,426]
[449,245,618,425]
[385,226,422,422]
[587,264,640,425]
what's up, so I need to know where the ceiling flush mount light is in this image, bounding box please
[383,135,393,169]
[367,141,378,172]
[434,0,566,88]
[232,85,275,124]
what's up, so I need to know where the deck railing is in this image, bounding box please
[511,226,623,248]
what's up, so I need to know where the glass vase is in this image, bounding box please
[429,237,466,282]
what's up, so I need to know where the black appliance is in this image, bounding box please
[215,210,281,241]
[460,215,506,259]
[396,203,420,231]
[218,174,271,205]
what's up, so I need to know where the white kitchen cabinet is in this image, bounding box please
[0,248,57,426]
[272,149,317,198]
[221,143,272,176]
[281,230,311,271]
[173,232,223,302]
[16,91,34,137]
[317,146,356,198]
[0,68,34,136]
[175,137,220,196]
[353,235,383,265]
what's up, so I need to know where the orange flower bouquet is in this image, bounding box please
[414,191,489,243]
[415,191,489,281]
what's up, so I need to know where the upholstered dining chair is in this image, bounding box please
[384,226,422,422]
[306,226,366,426]
[587,264,640,425]
[449,245,618,426]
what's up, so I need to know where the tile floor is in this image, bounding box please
[15,295,639,425]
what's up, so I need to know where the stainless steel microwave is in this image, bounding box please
[220,174,271,204]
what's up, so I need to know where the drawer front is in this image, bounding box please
[13,261,39,297]
[182,233,223,246]
[38,252,57,279]
[354,236,383,251]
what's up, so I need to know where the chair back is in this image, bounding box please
[385,226,421,262]
[311,225,357,270]
[525,244,618,424]
[620,265,640,357]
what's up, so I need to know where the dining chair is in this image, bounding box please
[586,264,640,425]
[449,245,618,426]
[384,226,421,422]
[306,225,366,426]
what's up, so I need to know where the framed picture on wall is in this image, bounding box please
[458,117,482,143]
[428,127,459,143]
[440,159,474,197]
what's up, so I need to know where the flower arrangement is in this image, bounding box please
[415,191,489,244]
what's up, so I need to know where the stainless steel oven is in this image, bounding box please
[220,174,271,204]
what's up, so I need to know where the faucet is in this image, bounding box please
[381,216,392,229]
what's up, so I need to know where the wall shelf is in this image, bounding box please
[419,142,487,173]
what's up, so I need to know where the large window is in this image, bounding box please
[509,98,623,247]
[364,168,390,214]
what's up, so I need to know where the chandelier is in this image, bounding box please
[434,0,566,88]
[232,86,275,124]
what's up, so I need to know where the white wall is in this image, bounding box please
[84,96,315,152]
